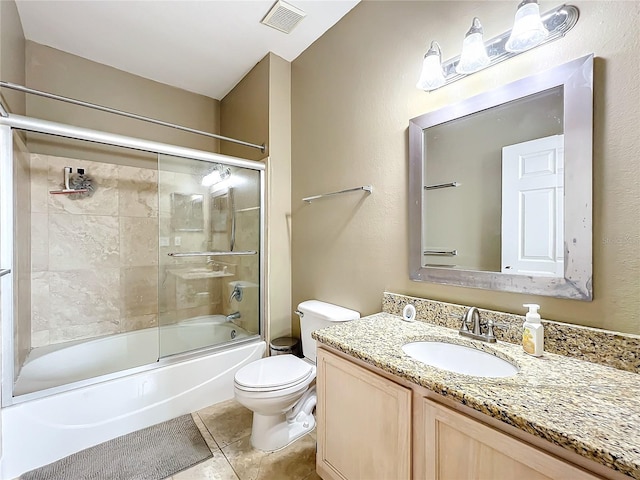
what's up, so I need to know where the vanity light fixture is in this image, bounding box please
[416,2,578,92]
[456,17,490,74]
[416,41,446,91]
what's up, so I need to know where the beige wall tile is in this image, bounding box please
[31,330,50,348]
[121,313,158,332]
[118,165,158,218]
[30,154,49,214]
[47,322,121,344]
[49,213,120,270]
[120,216,158,267]
[31,212,49,272]
[15,135,32,371]
[121,266,158,317]
[48,269,121,337]
[31,271,50,334]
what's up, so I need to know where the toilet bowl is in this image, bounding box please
[233,300,359,451]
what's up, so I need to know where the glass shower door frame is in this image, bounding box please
[0,115,266,406]
[0,125,16,406]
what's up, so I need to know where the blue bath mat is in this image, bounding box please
[20,414,212,480]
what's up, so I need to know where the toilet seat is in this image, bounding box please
[234,355,314,392]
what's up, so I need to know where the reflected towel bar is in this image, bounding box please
[0,269,10,277]
[424,249,458,256]
[168,251,257,257]
[424,182,461,190]
[303,185,373,203]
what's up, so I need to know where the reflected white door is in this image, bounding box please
[501,135,564,276]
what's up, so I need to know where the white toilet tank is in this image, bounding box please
[297,300,360,363]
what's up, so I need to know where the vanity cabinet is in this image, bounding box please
[421,398,602,480]
[316,348,412,480]
[317,346,608,480]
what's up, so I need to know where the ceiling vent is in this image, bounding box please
[261,0,306,34]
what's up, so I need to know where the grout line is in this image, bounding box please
[193,411,223,452]
[219,435,249,480]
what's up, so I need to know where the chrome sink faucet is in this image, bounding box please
[459,307,504,343]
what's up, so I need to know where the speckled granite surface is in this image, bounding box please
[383,292,640,374]
[313,313,640,478]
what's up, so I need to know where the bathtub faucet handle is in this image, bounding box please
[229,284,243,303]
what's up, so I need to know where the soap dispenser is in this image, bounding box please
[522,304,544,357]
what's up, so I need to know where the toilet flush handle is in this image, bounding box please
[295,310,304,318]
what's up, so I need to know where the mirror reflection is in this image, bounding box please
[170,192,204,231]
[423,86,564,276]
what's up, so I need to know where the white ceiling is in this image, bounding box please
[15,0,360,100]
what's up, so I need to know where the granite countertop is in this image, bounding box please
[313,313,640,479]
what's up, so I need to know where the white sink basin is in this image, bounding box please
[402,341,518,378]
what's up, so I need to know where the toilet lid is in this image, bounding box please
[235,355,314,389]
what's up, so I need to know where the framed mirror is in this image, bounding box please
[409,54,593,300]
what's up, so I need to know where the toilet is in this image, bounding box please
[233,300,360,451]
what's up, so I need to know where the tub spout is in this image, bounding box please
[226,312,241,321]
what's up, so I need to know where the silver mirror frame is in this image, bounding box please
[409,54,593,300]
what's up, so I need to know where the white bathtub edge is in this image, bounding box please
[0,340,266,479]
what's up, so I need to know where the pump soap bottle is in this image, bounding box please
[522,304,544,357]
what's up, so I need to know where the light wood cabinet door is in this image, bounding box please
[423,398,603,480]
[316,348,412,480]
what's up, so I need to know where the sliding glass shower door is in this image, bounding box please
[157,154,261,358]
[1,120,263,401]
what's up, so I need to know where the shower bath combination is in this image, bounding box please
[0,88,267,478]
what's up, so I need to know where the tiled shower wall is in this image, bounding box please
[29,152,260,349]
[30,153,160,347]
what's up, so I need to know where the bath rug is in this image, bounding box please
[20,414,212,480]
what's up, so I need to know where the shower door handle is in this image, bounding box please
[0,269,10,277]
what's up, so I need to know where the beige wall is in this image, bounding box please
[25,42,220,162]
[291,1,640,335]
[220,55,269,161]
[221,53,293,342]
[0,0,26,115]
[266,54,293,340]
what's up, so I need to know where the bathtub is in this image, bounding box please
[1,316,266,479]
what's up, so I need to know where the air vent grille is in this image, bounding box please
[261,0,306,34]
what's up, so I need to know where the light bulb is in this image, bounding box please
[505,0,548,53]
[201,170,222,187]
[456,17,490,74]
[416,41,445,91]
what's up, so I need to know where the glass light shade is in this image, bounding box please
[416,42,445,91]
[505,1,549,53]
[456,18,490,74]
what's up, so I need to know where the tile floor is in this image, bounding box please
[166,400,321,480]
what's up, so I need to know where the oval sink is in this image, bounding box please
[402,341,518,378]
